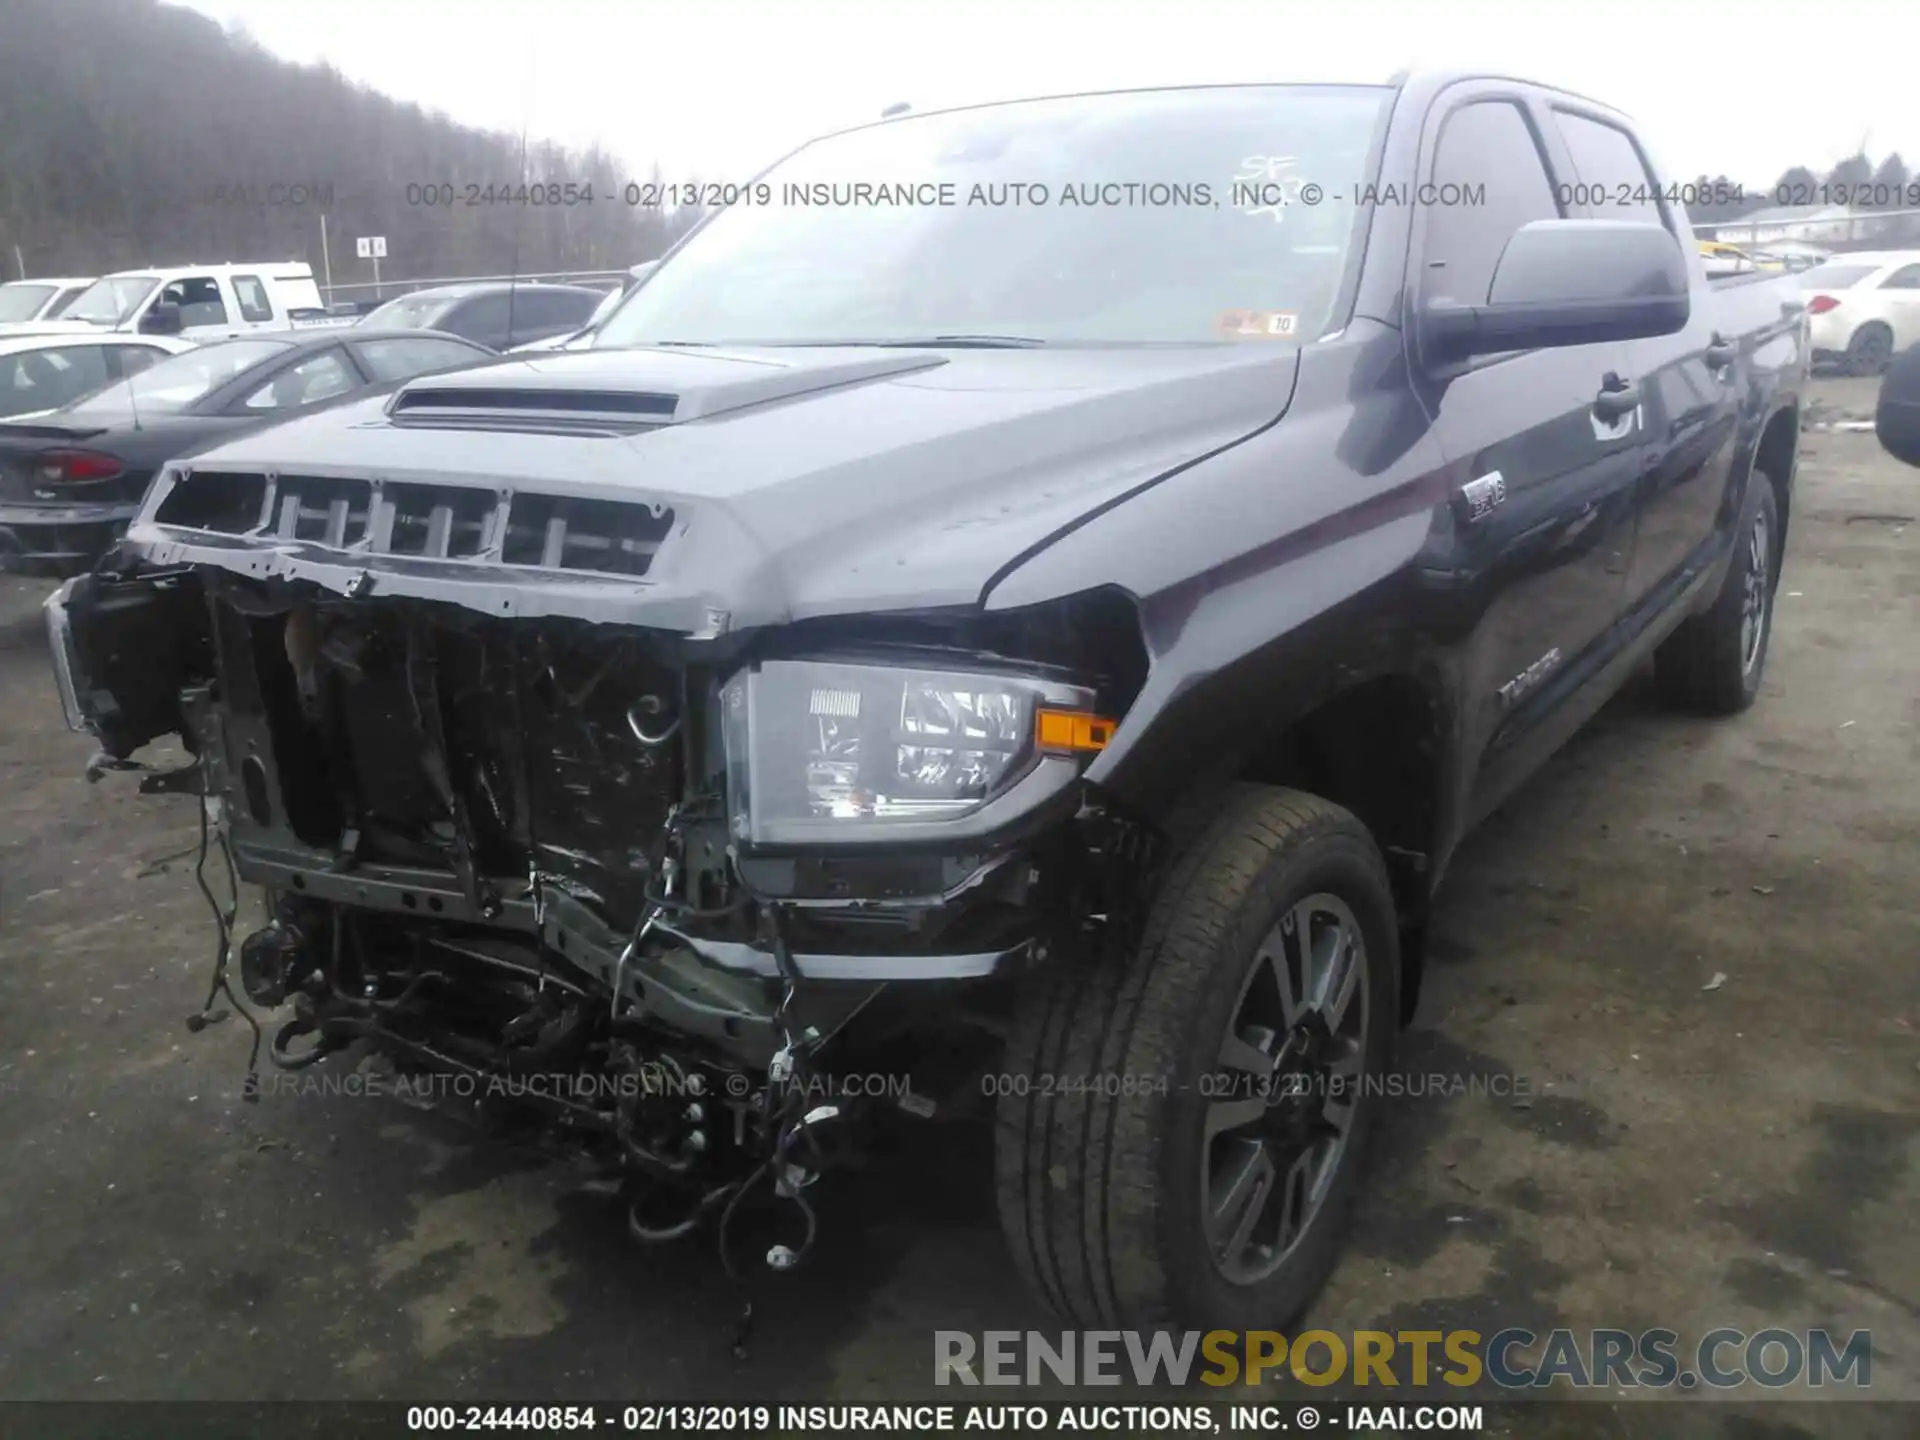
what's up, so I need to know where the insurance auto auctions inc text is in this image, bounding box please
[935,1327,1873,1393]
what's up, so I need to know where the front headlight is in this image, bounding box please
[720,657,1115,847]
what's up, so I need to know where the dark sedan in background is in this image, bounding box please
[0,328,494,575]
[358,282,605,352]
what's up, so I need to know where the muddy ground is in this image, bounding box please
[0,378,1914,1437]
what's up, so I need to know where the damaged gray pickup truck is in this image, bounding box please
[45,73,1806,1331]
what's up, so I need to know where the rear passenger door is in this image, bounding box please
[1553,107,1743,612]
[1406,89,1647,812]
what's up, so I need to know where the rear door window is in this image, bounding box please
[108,343,170,377]
[354,337,488,381]
[443,294,512,348]
[1550,110,1667,227]
[236,347,360,411]
[1800,264,1877,290]
[509,289,598,340]
[0,345,114,417]
[232,274,275,323]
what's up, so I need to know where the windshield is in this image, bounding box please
[1801,264,1877,290]
[594,85,1388,348]
[62,338,294,416]
[362,293,453,328]
[0,284,57,323]
[62,275,160,325]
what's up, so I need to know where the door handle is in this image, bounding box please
[1705,334,1736,370]
[1592,375,1640,423]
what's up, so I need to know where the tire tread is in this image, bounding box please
[995,784,1391,1327]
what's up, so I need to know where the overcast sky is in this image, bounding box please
[180,0,1910,193]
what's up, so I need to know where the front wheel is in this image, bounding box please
[995,785,1400,1329]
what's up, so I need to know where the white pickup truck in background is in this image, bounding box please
[0,262,353,342]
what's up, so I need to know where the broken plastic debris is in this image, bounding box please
[1702,972,1728,992]
[1752,885,1774,896]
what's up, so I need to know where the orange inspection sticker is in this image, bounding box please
[1217,309,1299,338]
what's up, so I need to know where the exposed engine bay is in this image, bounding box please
[51,559,1149,1291]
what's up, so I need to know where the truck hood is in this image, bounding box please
[127,343,1301,632]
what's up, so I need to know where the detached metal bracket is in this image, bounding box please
[84,752,146,784]
[138,760,207,796]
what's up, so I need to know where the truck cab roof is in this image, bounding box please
[106,261,316,282]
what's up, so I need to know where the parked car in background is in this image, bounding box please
[512,262,662,353]
[0,333,196,420]
[359,282,604,352]
[1698,239,1784,277]
[1797,250,1920,375]
[0,277,97,325]
[0,263,353,343]
[0,329,493,574]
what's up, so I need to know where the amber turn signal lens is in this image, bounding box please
[1035,708,1117,754]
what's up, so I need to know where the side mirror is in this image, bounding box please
[1876,342,1920,467]
[140,301,184,335]
[1423,220,1690,364]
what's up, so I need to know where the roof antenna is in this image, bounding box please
[880,101,911,119]
[126,322,145,433]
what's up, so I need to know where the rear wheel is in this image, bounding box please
[1654,476,1779,716]
[995,785,1399,1328]
[1844,322,1894,377]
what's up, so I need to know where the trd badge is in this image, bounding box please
[1461,471,1507,521]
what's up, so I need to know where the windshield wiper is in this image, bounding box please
[710,335,1046,350]
[630,335,1048,350]
[825,335,1046,349]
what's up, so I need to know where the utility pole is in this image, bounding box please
[319,213,334,306]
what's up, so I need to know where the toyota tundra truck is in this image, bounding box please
[43,72,1807,1331]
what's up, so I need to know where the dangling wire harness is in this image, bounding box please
[185,766,265,1102]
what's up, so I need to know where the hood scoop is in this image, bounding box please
[388,384,677,435]
[386,346,949,435]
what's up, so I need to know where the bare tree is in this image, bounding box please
[0,0,674,283]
